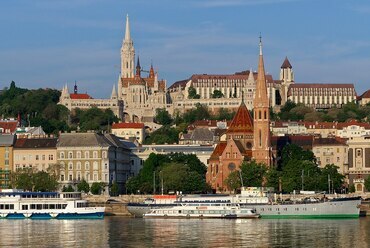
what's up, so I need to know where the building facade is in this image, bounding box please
[347,136,370,192]
[111,122,146,144]
[59,83,124,120]
[13,137,57,172]
[0,135,15,189]
[56,132,131,194]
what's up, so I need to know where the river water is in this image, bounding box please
[0,217,369,247]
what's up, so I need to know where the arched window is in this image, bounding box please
[77,151,81,159]
[264,110,267,120]
[93,161,99,170]
[85,162,90,170]
[102,151,107,159]
[85,151,89,159]
[259,110,262,120]
[60,152,65,159]
[93,151,98,159]
[76,162,81,170]
[68,162,73,170]
[68,152,73,159]
[259,129,262,147]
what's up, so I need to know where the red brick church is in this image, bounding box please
[206,38,272,191]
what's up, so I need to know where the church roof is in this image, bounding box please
[70,93,92,99]
[281,57,292,68]
[226,102,253,134]
[209,142,227,160]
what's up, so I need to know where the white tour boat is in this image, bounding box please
[143,202,260,219]
[0,189,105,219]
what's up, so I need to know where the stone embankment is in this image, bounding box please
[84,194,151,216]
[83,193,370,217]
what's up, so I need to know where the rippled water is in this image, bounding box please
[0,217,369,247]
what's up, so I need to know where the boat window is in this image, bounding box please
[22,205,28,210]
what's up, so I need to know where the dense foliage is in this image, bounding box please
[276,100,370,122]
[224,144,345,193]
[126,153,209,194]
[70,107,118,132]
[188,86,200,99]
[10,169,59,192]
[77,179,90,193]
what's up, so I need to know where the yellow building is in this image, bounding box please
[111,122,145,144]
[13,137,57,172]
[0,134,15,189]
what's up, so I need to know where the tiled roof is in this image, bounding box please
[0,134,16,146]
[168,79,188,90]
[70,93,92,99]
[112,123,145,129]
[190,128,214,141]
[57,133,110,147]
[0,120,18,133]
[14,138,57,149]
[209,142,227,160]
[359,89,370,100]
[190,71,274,85]
[281,57,292,68]
[227,102,253,134]
[313,137,347,146]
[271,135,314,150]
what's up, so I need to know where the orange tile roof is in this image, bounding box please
[209,142,227,160]
[70,93,92,99]
[359,89,370,100]
[0,121,18,133]
[227,102,253,134]
[112,123,145,129]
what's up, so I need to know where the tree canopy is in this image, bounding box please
[126,153,209,194]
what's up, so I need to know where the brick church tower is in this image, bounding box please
[252,37,271,166]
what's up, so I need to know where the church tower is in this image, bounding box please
[253,37,271,167]
[121,14,135,78]
[280,57,294,105]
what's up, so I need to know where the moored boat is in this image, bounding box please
[143,202,259,219]
[0,190,105,219]
[128,187,361,218]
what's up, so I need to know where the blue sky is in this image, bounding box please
[1,0,370,98]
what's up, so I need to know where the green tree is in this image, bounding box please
[155,108,172,125]
[77,179,90,193]
[349,184,356,193]
[33,171,59,192]
[240,161,267,187]
[224,171,241,192]
[211,89,224,98]
[183,103,210,124]
[62,185,75,192]
[110,181,119,196]
[144,126,180,144]
[319,164,344,193]
[188,86,200,99]
[91,182,103,195]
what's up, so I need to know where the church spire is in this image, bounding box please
[111,85,117,99]
[253,35,271,167]
[135,56,141,77]
[149,62,155,78]
[125,14,131,41]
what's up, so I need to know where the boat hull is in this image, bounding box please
[129,199,361,219]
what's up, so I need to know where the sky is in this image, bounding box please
[1,0,370,98]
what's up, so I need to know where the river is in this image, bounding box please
[0,217,369,247]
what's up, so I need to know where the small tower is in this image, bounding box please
[280,57,294,105]
[74,81,78,94]
[252,36,271,167]
[135,56,141,78]
[111,85,118,100]
[121,14,135,78]
[149,63,155,79]
[61,84,70,100]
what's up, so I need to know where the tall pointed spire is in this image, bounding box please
[135,56,141,77]
[149,62,155,78]
[111,85,117,99]
[125,14,131,41]
[253,35,271,167]
[248,68,254,83]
